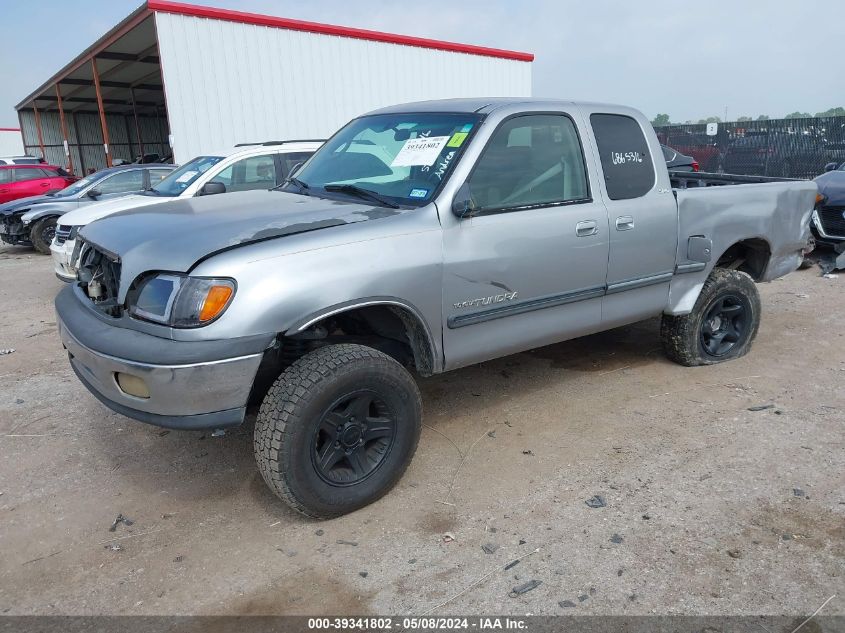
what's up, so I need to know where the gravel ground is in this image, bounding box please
[0,246,842,616]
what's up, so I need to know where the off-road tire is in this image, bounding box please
[31,217,57,255]
[661,268,761,366]
[254,343,422,519]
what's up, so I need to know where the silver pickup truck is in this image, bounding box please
[56,98,817,518]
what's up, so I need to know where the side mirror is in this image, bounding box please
[200,181,226,196]
[86,189,101,199]
[824,162,839,172]
[451,183,475,218]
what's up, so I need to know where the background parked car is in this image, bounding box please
[0,164,175,253]
[656,130,720,171]
[812,161,845,246]
[51,141,320,281]
[662,144,699,171]
[0,165,76,204]
[0,155,47,165]
[722,132,835,178]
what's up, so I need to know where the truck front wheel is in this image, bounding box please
[254,343,422,518]
[661,268,761,366]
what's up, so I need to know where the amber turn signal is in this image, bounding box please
[199,285,234,322]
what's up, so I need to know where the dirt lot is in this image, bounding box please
[0,245,842,617]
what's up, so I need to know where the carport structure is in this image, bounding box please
[16,1,532,174]
[16,6,168,174]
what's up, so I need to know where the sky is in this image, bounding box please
[1,0,843,128]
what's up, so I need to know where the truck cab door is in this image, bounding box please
[583,110,679,327]
[441,112,610,370]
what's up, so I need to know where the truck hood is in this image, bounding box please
[59,193,168,227]
[78,190,409,297]
[0,193,73,216]
[814,170,845,205]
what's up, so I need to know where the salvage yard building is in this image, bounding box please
[14,0,533,173]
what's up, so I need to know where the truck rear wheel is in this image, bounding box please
[661,268,761,366]
[254,343,422,518]
[31,217,58,255]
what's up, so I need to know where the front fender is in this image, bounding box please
[22,206,65,225]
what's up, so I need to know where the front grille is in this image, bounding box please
[818,206,845,238]
[55,225,72,245]
[76,242,123,317]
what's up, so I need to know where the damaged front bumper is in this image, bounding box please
[51,236,77,282]
[0,213,30,245]
[55,285,273,430]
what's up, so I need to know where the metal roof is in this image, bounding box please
[148,0,534,62]
[16,1,533,112]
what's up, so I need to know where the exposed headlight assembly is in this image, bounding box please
[128,273,235,327]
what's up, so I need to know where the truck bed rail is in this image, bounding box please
[670,170,804,189]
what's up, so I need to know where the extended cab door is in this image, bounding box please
[441,111,610,370]
[582,109,679,327]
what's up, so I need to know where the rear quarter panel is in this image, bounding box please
[667,180,817,314]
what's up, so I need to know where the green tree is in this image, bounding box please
[696,116,722,124]
[785,111,812,119]
[736,116,752,122]
[756,115,770,120]
[651,113,671,126]
[814,107,845,117]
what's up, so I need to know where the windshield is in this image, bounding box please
[289,113,483,206]
[151,156,224,196]
[52,175,98,198]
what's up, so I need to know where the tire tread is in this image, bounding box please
[254,343,421,519]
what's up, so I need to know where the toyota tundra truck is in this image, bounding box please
[55,98,818,518]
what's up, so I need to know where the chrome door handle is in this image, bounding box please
[575,220,598,237]
[616,215,634,231]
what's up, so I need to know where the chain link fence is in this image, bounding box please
[655,116,845,179]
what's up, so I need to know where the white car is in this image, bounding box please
[51,141,321,281]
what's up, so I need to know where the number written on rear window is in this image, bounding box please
[590,114,655,200]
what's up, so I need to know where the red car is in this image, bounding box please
[0,165,77,204]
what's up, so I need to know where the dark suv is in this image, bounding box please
[0,163,175,253]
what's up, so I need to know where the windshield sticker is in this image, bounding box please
[447,132,468,148]
[175,170,198,183]
[460,124,473,133]
[409,188,429,199]
[391,136,450,167]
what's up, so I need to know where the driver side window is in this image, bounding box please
[467,114,589,213]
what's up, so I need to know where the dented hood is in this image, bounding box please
[78,189,406,292]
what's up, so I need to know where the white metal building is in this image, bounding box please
[0,128,25,157]
[15,0,533,173]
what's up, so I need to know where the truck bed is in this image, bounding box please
[666,178,818,314]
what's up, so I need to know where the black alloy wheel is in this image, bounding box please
[699,293,749,358]
[311,390,397,485]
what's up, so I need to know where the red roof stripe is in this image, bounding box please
[0,127,21,132]
[146,0,534,62]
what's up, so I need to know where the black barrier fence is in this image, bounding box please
[655,116,845,179]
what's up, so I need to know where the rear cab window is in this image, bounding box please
[590,114,655,200]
